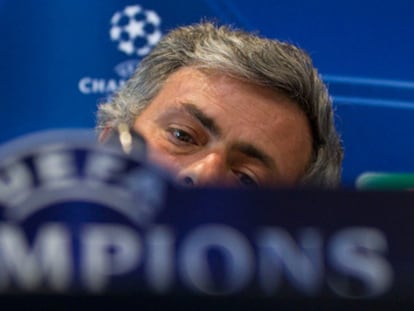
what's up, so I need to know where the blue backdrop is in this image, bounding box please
[1,0,413,187]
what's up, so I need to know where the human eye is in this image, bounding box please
[234,171,259,188]
[166,127,198,146]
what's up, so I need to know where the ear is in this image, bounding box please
[98,127,113,143]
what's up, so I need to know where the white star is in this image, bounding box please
[110,26,121,41]
[111,12,122,24]
[124,5,141,17]
[146,11,161,26]
[147,31,162,45]
[125,19,145,38]
[119,41,134,55]
[137,46,151,56]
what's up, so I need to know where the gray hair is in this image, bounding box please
[97,22,343,187]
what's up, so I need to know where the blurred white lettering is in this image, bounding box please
[0,161,33,206]
[179,224,254,295]
[81,224,142,292]
[257,227,323,295]
[78,77,125,94]
[145,226,175,293]
[0,223,72,291]
[328,227,393,298]
[0,222,394,297]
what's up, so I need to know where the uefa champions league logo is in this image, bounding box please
[110,5,162,57]
[0,129,167,227]
[78,4,163,95]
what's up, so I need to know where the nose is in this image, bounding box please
[177,152,229,187]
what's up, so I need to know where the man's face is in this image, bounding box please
[133,67,312,188]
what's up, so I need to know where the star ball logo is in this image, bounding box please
[110,5,162,57]
[78,4,163,95]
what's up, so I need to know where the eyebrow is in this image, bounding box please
[182,103,221,136]
[182,103,276,171]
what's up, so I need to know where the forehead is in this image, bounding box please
[145,67,313,182]
[156,67,300,118]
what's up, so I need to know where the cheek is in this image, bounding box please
[144,137,183,176]
[133,115,180,174]
[133,113,152,137]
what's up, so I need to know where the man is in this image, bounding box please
[97,22,343,188]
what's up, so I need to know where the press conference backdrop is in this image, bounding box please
[1,0,414,187]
